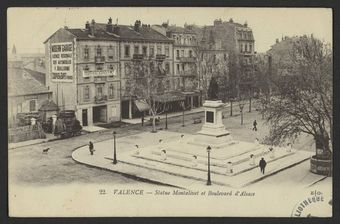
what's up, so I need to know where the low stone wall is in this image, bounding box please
[8,125,46,143]
[310,156,332,176]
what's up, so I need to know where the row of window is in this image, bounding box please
[83,84,118,101]
[239,31,252,40]
[175,63,197,74]
[83,64,117,72]
[240,43,253,53]
[84,45,116,60]
[124,45,170,58]
[175,49,194,58]
[16,99,36,113]
[172,34,197,45]
[123,62,171,76]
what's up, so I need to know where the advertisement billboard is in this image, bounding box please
[50,42,73,82]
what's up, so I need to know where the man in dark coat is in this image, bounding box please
[259,157,267,174]
[89,141,95,155]
[253,120,258,131]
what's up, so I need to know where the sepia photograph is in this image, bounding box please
[7,7,333,217]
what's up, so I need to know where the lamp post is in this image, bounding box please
[113,131,117,164]
[207,146,212,185]
[165,110,168,130]
[181,101,185,127]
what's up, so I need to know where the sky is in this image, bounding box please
[7,7,332,54]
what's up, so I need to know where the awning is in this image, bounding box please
[153,91,185,103]
[181,91,200,96]
[135,99,150,112]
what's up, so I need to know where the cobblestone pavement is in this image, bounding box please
[9,103,315,186]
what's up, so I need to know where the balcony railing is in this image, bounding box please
[95,56,105,63]
[179,57,197,63]
[132,54,144,60]
[156,54,166,61]
[180,71,197,77]
[94,95,108,103]
[94,77,106,83]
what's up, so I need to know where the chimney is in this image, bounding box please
[106,17,113,33]
[276,38,279,44]
[244,21,248,27]
[214,19,222,26]
[113,25,120,35]
[162,22,168,28]
[134,20,141,31]
[90,19,96,36]
[85,21,90,30]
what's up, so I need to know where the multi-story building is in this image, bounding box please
[152,23,201,109]
[44,19,121,126]
[95,20,174,119]
[45,18,174,124]
[194,18,256,97]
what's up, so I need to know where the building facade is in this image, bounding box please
[195,18,256,98]
[152,23,201,109]
[110,20,174,119]
[44,19,121,126]
[45,18,174,124]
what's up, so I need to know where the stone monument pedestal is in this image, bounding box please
[188,100,234,149]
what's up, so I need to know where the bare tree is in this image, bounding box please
[238,96,246,125]
[126,59,171,133]
[261,36,332,156]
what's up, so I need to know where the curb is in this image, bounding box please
[71,151,183,189]
[8,137,60,150]
[306,175,329,187]
[241,157,311,187]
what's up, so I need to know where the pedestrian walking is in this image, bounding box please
[252,120,258,131]
[161,149,167,161]
[226,161,233,174]
[259,157,267,174]
[269,146,275,158]
[192,155,198,167]
[286,143,292,152]
[249,154,255,166]
[89,141,95,155]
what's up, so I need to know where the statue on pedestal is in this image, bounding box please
[207,76,219,100]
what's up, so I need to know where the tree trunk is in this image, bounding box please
[249,97,252,112]
[151,112,156,133]
[182,109,185,127]
[230,100,233,116]
[165,111,168,130]
[241,110,243,125]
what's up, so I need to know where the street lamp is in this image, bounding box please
[181,101,185,127]
[207,146,212,185]
[165,108,168,130]
[113,131,117,164]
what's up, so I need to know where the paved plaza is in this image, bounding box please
[72,130,321,189]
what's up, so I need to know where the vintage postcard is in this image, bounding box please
[7,7,332,217]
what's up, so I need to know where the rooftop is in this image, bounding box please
[8,67,51,97]
[64,21,172,43]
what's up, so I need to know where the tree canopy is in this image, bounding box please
[261,35,332,153]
